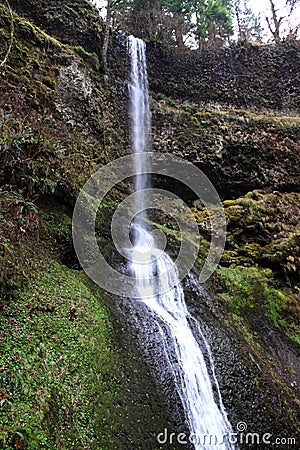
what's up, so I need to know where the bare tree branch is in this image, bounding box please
[0,0,14,67]
[102,0,112,72]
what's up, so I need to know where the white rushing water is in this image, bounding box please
[128,36,151,238]
[128,35,235,449]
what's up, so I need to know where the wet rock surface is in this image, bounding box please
[108,294,190,450]
[107,275,299,449]
[184,279,300,448]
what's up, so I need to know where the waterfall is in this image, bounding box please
[128,35,235,449]
[128,36,151,241]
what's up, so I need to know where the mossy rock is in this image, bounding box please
[9,0,104,59]
[210,265,300,346]
[0,258,179,449]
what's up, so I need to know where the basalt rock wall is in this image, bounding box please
[8,0,103,57]
[146,41,300,112]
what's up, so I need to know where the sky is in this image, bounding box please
[92,0,300,41]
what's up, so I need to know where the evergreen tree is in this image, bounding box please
[192,0,233,49]
[161,0,193,48]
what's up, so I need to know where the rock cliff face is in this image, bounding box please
[0,0,128,202]
[151,102,300,197]
[0,1,299,448]
[8,0,103,56]
[146,41,300,111]
[111,36,300,196]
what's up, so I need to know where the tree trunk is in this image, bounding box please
[174,11,186,49]
[0,0,14,67]
[266,0,283,43]
[102,0,112,72]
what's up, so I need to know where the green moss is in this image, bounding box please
[0,259,112,448]
[0,191,40,302]
[0,121,64,197]
[224,313,261,352]
[147,219,181,240]
[213,265,299,345]
[40,204,72,248]
[70,45,100,70]
[0,249,179,449]
[240,243,262,260]
[0,256,162,449]
[156,92,167,101]
[0,186,175,449]
[0,4,62,53]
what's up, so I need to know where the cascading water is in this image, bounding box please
[128,36,151,244]
[128,35,235,449]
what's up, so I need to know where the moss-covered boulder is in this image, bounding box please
[8,0,103,58]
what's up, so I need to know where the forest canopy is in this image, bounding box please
[93,0,300,49]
